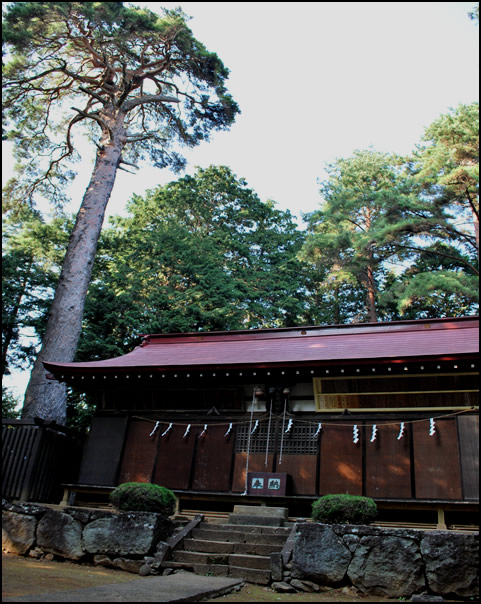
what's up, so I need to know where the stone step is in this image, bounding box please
[233,505,289,519]
[171,549,272,571]
[191,528,289,546]
[182,538,281,557]
[233,542,281,556]
[191,563,230,577]
[164,519,293,586]
[183,538,235,554]
[229,553,272,571]
[198,521,292,535]
[194,523,291,536]
[229,505,290,527]
[161,559,271,584]
[192,564,271,585]
[172,550,230,566]
[227,565,271,585]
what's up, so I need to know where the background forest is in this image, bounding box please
[2,3,479,426]
[3,101,479,425]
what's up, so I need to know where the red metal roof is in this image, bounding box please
[43,317,479,376]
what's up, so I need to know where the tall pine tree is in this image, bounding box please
[3,3,239,423]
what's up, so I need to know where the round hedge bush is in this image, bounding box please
[311,494,377,525]
[109,482,177,516]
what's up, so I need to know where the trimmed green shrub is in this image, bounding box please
[110,482,177,516]
[311,494,377,525]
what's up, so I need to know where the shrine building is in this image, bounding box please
[44,316,479,527]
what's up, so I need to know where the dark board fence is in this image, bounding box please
[2,418,83,504]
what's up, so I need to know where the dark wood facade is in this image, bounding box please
[45,317,479,521]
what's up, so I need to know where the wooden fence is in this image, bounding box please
[2,418,82,504]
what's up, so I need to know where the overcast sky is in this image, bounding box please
[3,2,479,225]
[100,1,479,225]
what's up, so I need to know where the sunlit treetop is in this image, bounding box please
[2,1,240,210]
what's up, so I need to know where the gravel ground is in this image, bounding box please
[2,553,465,603]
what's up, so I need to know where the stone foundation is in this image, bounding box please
[2,499,174,572]
[2,500,479,599]
[288,523,479,599]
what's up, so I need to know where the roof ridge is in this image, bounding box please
[141,317,479,345]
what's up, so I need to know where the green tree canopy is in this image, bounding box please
[302,149,415,322]
[3,1,239,211]
[76,165,312,362]
[303,103,479,323]
[2,212,70,378]
[410,103,479,266]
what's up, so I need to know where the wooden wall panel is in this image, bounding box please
[118,419,159,484]
[319,423,362,495]
[78,415,128,486]
[191,425,235,491]
[232,453,274,492]
[275,455,317,495]
[413,419,462,500]
[2,424,40,500]
[365,422,412,499]
[152,425,197,490]
[457,414,479,501]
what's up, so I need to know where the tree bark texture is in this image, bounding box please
[22,116,126,424]
[366,263,378,323]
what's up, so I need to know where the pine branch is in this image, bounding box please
[123,94,179,111]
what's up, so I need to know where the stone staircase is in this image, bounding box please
[162,506,294,585]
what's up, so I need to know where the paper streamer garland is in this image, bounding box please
[143,411,463,446]
[149,421,160,437]
[161,422,173,437]
[353,424,360,444]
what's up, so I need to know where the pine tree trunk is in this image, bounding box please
[22,116,126,424]
[473,209,479,266]
[366,263,378,323]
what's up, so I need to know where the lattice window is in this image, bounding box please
[235,420,319,455]
[235,420,276,454]
[279,422,319,455]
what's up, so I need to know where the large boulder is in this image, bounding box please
[347,534,425,598]
[2,511,37,555]
[36,509,84,560]
[421,532,479,597]
[291,524,351,584]
[83,512,172,557]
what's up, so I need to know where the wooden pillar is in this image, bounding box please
[436,507,447,530]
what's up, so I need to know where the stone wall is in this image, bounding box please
[2,499,174,575]
[3,501,479,600]
[287,523,479,599]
